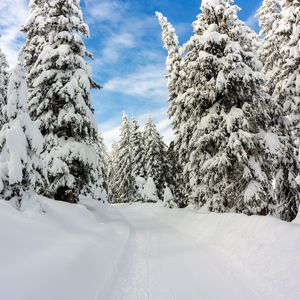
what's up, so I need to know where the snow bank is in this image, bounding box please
[0,197,130,300]
[138,204,300,300]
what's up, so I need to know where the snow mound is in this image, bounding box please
[136,203,300,300]
[0,197,130,300]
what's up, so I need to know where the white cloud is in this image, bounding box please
[105,65,168,101]
[84,0,127,23]
[245,10,259,31]
[0,0,28,66]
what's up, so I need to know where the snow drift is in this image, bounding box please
[0,199,299,300]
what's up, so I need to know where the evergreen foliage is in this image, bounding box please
[115,114,135,203]
[27,0,102,202]
[158,0,273,214]
[0,58,44,205]
[0,49,9,127]
[144,117,169,200]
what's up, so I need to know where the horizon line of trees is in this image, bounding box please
[108,113,177,207]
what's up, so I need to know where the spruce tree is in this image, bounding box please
[28,0,101,203]
[167,141,186,207]
[82,133,108,202]
[130,118,146,179]
[144,117,169,199]
[0,58,44,206]
[130,118,146,201]
[0,49,9,127]
[257,0,282,94]
[22,0,50,126]
[157,13,190,202]
[257,0,300,221]
[158,0,273,214]
[274,0,300,152]
[108,140,119,203]
[115,114,135,203]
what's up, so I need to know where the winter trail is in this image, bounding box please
[101,204,263,300]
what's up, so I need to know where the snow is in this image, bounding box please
[0,197,130,300]
[0,199,299,300]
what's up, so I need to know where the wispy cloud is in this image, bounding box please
[104,65,167,101]
[245,8,260,32]
[0,0,28,66]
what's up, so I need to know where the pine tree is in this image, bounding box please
[108,141,119,203]
[274,0,300,152]
[0,49,9,127]
[158,0,273,214]
[157,13,190,203]
[29,0,101,203]
[257,0,282,94]
[144,117,169,199]
[82,133,108,202]
[130,118,146,201]
[144,177,159,203]
[115,114,135,203]
[130,118,146,179]
[22,0,49,80]
[22,0,50,126]
[0,57,44,206]
[257,0,300,221]
[163,184,176,208]
[167,141,186,207]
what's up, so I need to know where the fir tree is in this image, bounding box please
[257,0,300,221]
[130,118,146,201]
[29,0,101,203]
[108,141,119,203]
[158,0,273,214]
[130,118,146,179]
[82,133,108,202]
[274,0,300,153]
[0,58,44,206]
[257,0,282,94]
[115,114,135,203]
[0,48,9,127]
[144,117,169,199]
[143,177,159,203]
[157,13,190,202]
[167,141,186,207]
[22,0,50,126]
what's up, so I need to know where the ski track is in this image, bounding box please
[100,205,264,300]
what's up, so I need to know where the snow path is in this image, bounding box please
[101,204,263,300]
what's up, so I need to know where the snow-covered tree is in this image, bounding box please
[22,0,49,84]
[0,49,9,127]
[29,0,101,202]
[82,133,108,202]
[274,0,300,153]
[130,118,146,179]
[144,117,169,199]
[257,0,282,94]
[167,141,186,207]
[108,141,119,203]
[115,114,135,203]
[156,13,190,201]
[0,58,44,206]
[158,0,273,215]
[163,184,176,208]
[130,118,147,201]
[144,177,159,203]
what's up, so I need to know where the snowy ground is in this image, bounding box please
[0,198,299,300]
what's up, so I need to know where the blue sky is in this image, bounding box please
[0,0,262,148]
